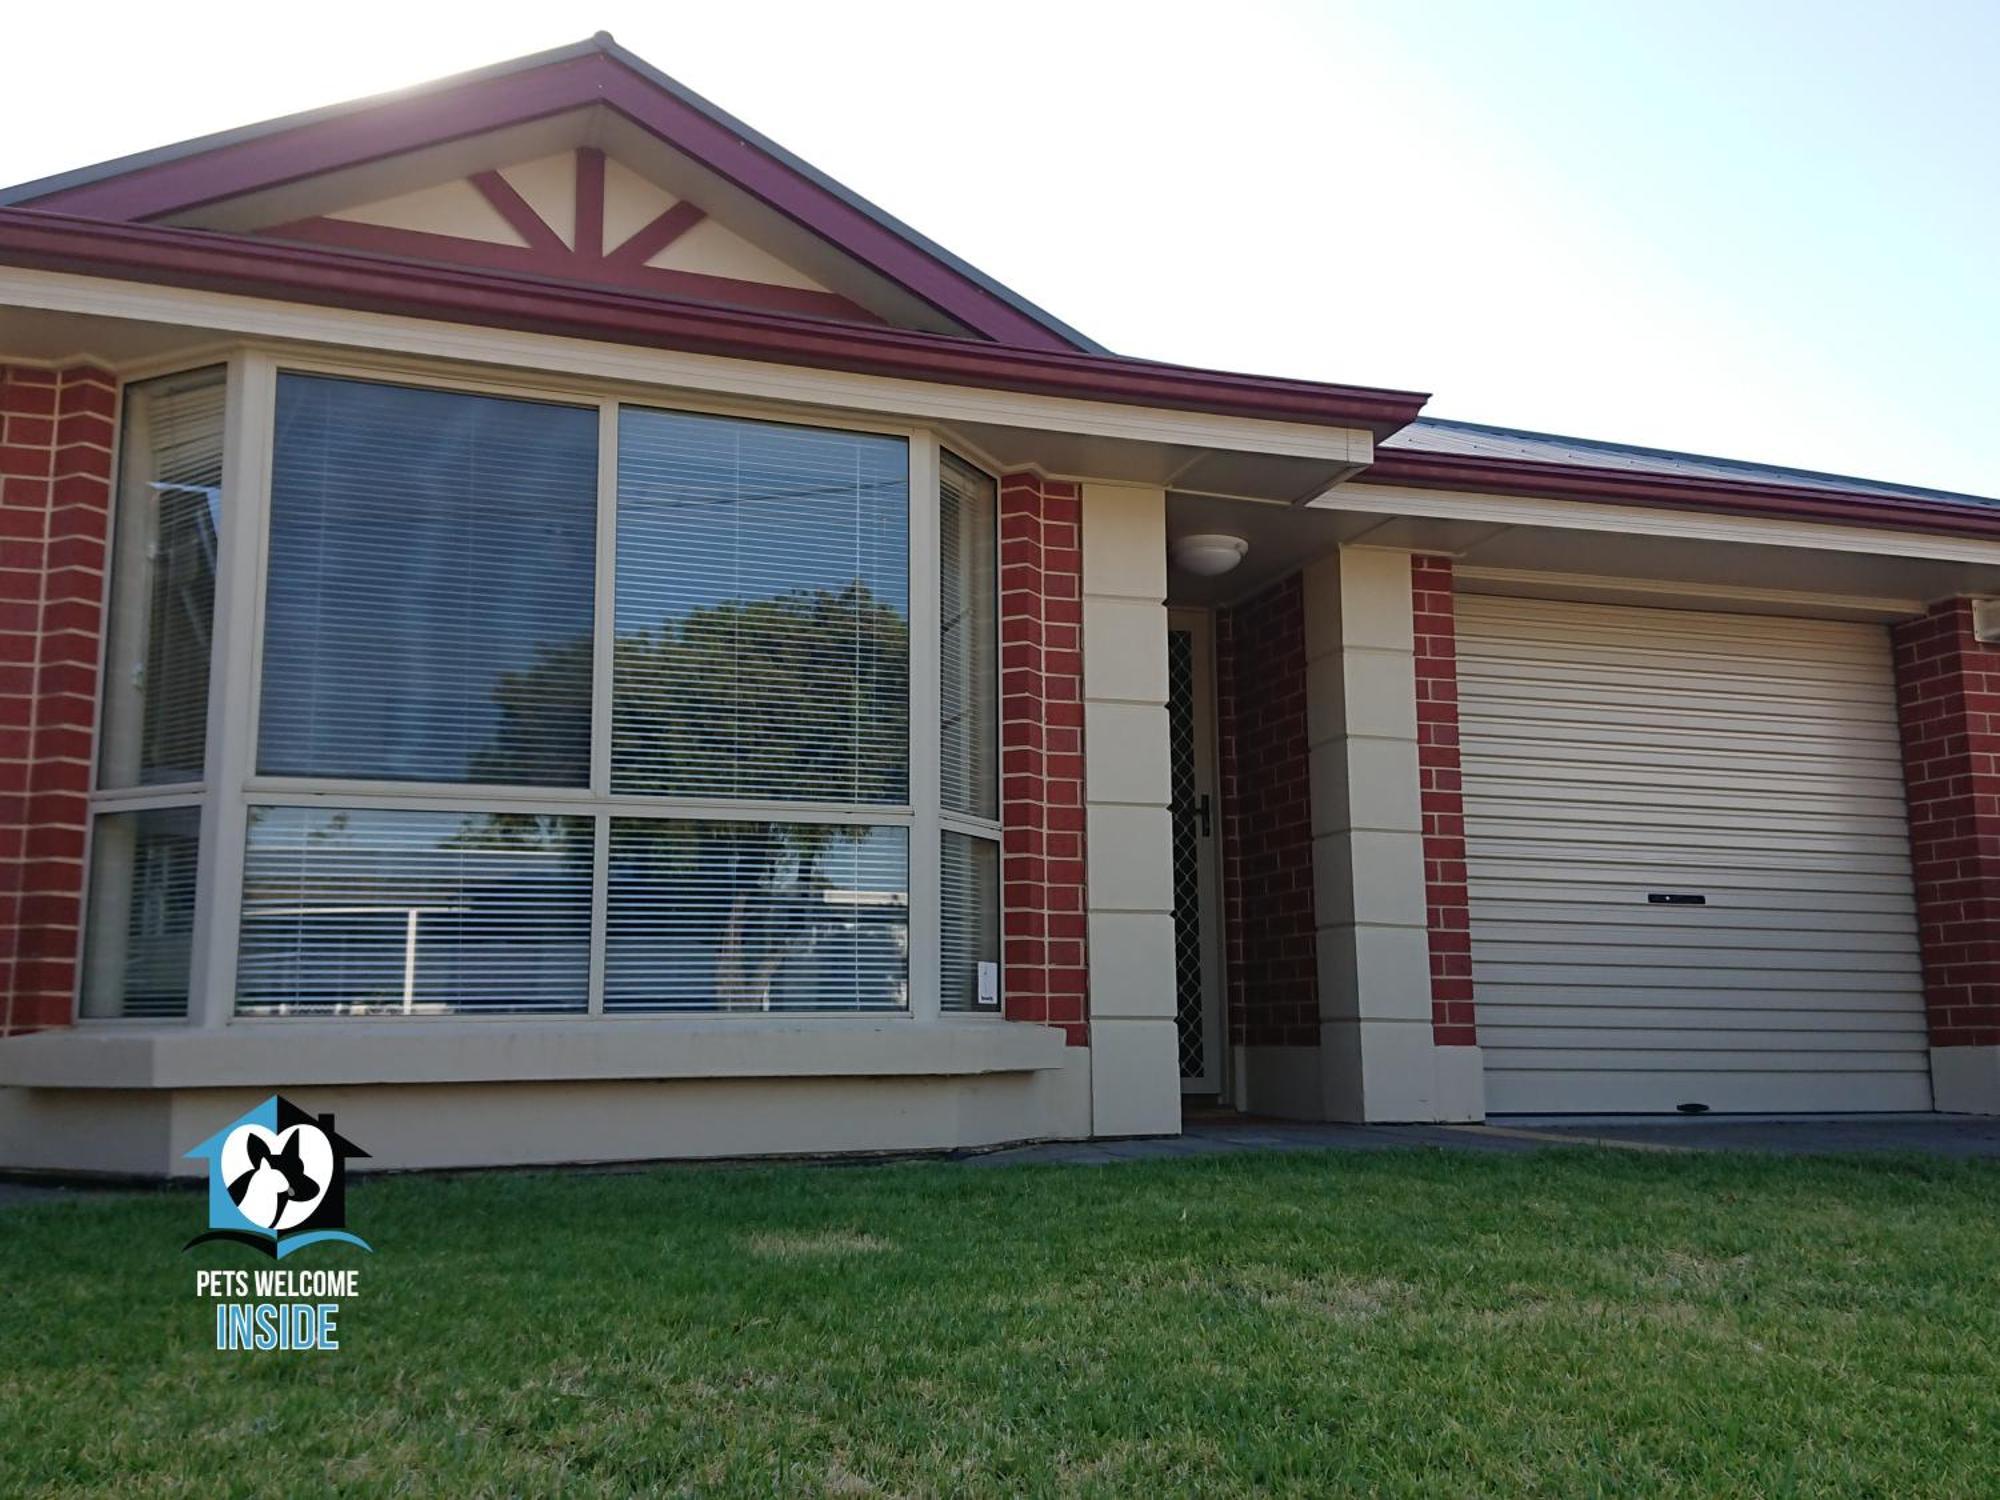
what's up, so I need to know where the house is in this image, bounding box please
[1,35,1996,1177]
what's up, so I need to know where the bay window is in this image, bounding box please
[79,357,1004,1024]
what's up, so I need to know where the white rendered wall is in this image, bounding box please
[1081,482,1181,1136]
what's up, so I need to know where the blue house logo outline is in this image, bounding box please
[184,1095,373,1259]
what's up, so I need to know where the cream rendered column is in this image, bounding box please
[1080,481,1181,1136]
[1302,548,1443,1121]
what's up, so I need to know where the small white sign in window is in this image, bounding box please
[977,961,1000,1007]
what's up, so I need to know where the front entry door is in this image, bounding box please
[1167,611,1225,1095]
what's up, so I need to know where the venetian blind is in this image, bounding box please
[99,368,226,789]
[604,820,908,1011]
[257,376,598,786]
[939,452,998,820]
[236,806,592,1015]
[613,407,910,804]
[940,830,1000,1012]
[79,806,201,1018]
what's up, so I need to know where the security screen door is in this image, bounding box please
[1167,611,1225,1095]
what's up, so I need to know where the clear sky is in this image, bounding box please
[8,0,1996,495]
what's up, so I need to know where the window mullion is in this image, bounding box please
[191,351,275,1027]
[908,434,942,1022]
[587,403,617,1018]
[590,400,617,800]
[587,813,609,1016]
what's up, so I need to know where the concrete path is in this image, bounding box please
[1493,1113,2000,1158]
[969,1113,2000,1166]
[967,1119,1538,1166]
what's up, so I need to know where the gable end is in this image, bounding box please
[0,36,1098,351]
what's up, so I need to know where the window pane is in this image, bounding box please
[613,408,909,803]
[939,453,997,821]
[80,806,201,1018]
[99,368,224,789]
[237,806,590,1016]
[606,820,907,1011]
[940,830,1000,1013]
[259,376,597,785]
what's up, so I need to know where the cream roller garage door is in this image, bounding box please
[1457,594,1930,1114]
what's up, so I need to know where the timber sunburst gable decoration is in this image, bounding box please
[257,146,876,324]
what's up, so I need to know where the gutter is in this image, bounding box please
[0,208,1429,435]
[1360,447,2000,542]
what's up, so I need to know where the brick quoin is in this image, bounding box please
[998,474,1088,1045]
[1412,555,1474,1046]
[1215,574,1317,1049]
[1,362,115,1036]
[1893,599,2000,1048]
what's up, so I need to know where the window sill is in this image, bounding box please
[0,1017,1070,1091]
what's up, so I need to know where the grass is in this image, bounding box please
[4,1148,2000,1496]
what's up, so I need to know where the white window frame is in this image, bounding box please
[81,347,1013,1028]
[76,355,244,1024]
[936,447,1004,1012]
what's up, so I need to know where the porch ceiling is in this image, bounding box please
[1169,485,2000,616]
[1166,491,1370,607]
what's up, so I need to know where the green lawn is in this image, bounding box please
[5,1149,1999,1496]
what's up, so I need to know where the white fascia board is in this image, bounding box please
[1318,480,2000,568]
[0,267,1373,466]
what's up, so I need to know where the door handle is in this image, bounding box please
[1174,792,1213,838]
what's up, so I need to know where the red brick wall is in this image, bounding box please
[999,474,1088,1045]
[2,363,116,1036]
[1893,599,2000,1048]
[1413,556,1474,1047]
[1216,574,1317,1049]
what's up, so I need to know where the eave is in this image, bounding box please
[0,208,1430,437]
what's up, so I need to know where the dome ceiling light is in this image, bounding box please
[1171,533,1250,577]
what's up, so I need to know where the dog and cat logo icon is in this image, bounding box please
[183,1094,373,1259]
